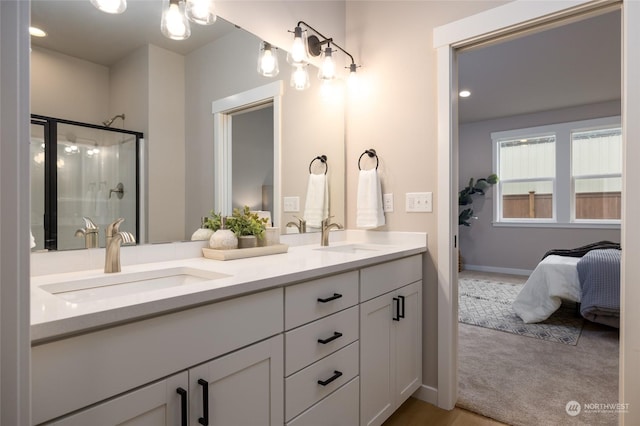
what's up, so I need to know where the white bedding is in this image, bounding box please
[512,255,581,323]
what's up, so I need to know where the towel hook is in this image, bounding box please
[309,155,328,175]
[358,149,378,170]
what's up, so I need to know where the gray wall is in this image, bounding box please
[459,100,621,271]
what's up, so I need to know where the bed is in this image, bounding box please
[512,241,621,327]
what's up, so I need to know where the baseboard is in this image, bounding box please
[412,384,438,406]
[463,264,532,276]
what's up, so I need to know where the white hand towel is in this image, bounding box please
[303,173,329,228]
[357,169,385,229]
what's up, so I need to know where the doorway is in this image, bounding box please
[434,0,639,416]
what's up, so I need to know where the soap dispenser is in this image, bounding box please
[209,217,238,250]
[191,216,215,241]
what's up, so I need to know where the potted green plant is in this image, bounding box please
[459,174,498,226]
[226,206,269,248]
[191,210,222,241]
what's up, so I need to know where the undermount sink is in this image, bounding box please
[40,267,230,303]
[314,243,389,254]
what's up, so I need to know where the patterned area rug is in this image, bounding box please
[459,277,584,345]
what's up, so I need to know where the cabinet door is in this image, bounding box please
[189,335,283,426]
[394,281,422,404]
[359,294,395,426]
[45,372,188,426]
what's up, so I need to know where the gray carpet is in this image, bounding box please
[459,277,584,345]
[458,272,620,426]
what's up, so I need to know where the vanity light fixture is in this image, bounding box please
[291,64,311,91]
[90,0,127,14]
[258,41,280,77]
[161,0,191,40]
[459,90,471,98]
[185,0,216,25]
[285,21,359,90]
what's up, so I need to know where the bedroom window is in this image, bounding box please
[571,127,622,221]
[496,135,556,221]
[492,116,621,228]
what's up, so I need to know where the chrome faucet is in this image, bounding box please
[321,216,343,246]
[286,216,307,234]
[75,216,99,249]
[105,218,136,273]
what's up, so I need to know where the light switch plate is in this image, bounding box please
[406,192,433,212]
[383,193,394,212]
[283,196,300,212]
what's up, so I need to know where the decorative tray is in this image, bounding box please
[202,244,289,261]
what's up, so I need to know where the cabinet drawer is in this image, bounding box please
[285,341,359,422]
[32,288,283,425]
[285,306,358,376]
[287,377,359,426]
[360,255,422,302]
[285,271,358,329]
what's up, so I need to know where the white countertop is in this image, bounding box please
[31,231,427,344]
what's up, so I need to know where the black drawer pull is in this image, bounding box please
[198,378,209,425]
[317,331,343,344]
[317,370,343,386]
[398,295,406,319]
[317,293,342,303]
[392,297,400,321]
[176,387,188,426]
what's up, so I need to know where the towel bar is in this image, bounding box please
[309,155,328,175]
[358,149,379,170]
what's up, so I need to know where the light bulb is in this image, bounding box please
[291,65,310,91]
[186,0,216,25]
[258,42,279,77]
[161,0,191,40]
[90,0,127,14]
[287,26,309,65]
[347,63,359,91]
[318,47,335,80]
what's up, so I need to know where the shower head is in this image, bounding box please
[102,113,125,127]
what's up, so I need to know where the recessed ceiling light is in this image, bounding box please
[29,26,47,37]
[459,90,471,98]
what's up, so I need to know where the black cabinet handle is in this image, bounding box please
[392,297,400,321]
[399,295,406,319]
[317,370,343,386]
[317,331,343,344]
[198,378,209,426]
[176,387,188,426]
[317,293,342,303]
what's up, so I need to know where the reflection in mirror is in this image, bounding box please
[30,0,345,250]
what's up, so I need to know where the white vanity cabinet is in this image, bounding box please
[359,256,423,426]
[284,271,361,425]
[32,288,283,425]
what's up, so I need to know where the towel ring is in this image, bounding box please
[358,149,379,170]
[309,155,328,175]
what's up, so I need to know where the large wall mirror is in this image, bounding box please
[30,0,345,250]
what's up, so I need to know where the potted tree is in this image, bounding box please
[226,206,269,248]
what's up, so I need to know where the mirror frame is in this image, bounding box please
[212,81,283,226]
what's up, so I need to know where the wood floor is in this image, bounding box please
[383,397,507,426]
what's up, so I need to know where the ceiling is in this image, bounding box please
[458,9,621,124]
[30,0,238,66]
[31,2,621,124]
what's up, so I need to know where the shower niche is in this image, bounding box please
[30,115,142,251]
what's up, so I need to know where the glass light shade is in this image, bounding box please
[91,0,127,14]
[286,26,309,65]
[185,0,216,25]
[161,0,191,41]
[258,42,279,77]
[291,65,311,91]
[318,47,336,81]
[347,63,359,90]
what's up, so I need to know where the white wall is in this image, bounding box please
[30,47,109,124]
[459,101,621,271]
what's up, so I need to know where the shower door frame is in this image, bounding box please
[30,114,143,251]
